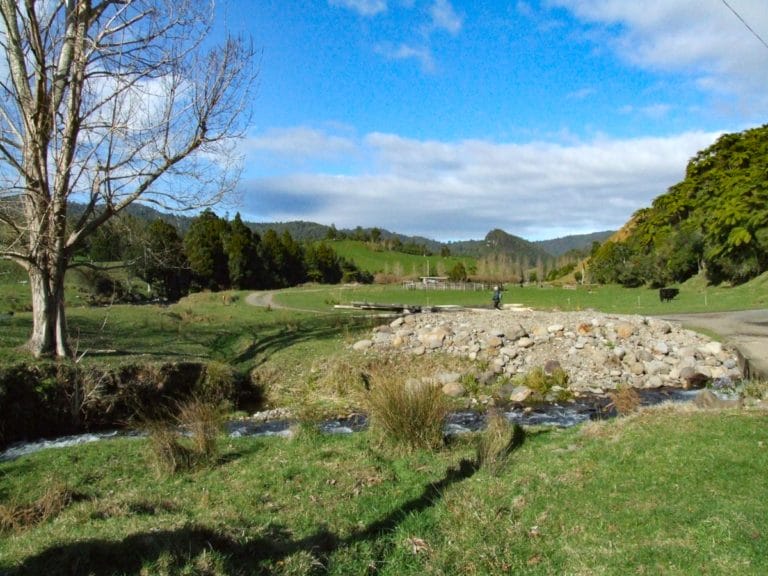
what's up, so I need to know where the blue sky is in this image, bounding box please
[217,0,768,241]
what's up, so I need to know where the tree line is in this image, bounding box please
[80,210,372,301]
[588,124,768,287]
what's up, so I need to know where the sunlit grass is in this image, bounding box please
[275,272,768,315]
[1,409,766,574]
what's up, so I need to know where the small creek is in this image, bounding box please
[0,388,701,462]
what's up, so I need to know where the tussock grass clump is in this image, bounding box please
[608,384,642,416]
[366,358,448,452]
[513,365,570,401]
[475,410,525,475]
[743,378,768,401]
[145,397,228,476]
[475,410,525,474]
[178,397,228,457]
[0,482,82,533]
[146,422,196,476]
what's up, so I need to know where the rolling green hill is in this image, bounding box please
[323,239,475,278]
[81,202,608,262]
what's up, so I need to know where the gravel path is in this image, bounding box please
[658,309,768,379]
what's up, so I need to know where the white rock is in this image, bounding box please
[652,341,669,355]
[353,339,373,351]
[699,341,723,356]
[517,337,534,348]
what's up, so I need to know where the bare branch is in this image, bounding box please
[0,0,258,357]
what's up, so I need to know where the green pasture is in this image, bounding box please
[0,267,765,373]
[1,408,766,575]
[277,271,768,315]
[329,239,473,277]
[1,264,766,412]
[2,257,768,574]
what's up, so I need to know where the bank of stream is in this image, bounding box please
[0,387,702,462]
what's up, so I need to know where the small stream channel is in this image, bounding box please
[0,388,701,462]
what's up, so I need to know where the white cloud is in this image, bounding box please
[619,103,672,119]
[375,42,436,71]
[549,0,768,114]
[240,129,722,241]
[328,0,387,17]
[333,0,463,71]
[566,87,596,100]
[429,0,463,35]
[516,1,535,18]
[246,126,356,159]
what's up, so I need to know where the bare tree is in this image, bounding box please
[0,0,257,357]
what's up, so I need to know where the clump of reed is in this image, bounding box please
[475,409,525,475]
[0,481,82,534]
[365,358,448,452]
[607,384,642,416]
[145,396,228,476]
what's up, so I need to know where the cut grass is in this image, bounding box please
[1,408,766,574]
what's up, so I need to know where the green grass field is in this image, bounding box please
[1,407,766,575]
[2,257,768,574]
[1,264,766,408]
[328,239,474,277]
[278,271,768,315]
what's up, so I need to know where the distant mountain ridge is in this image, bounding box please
[101,202,613,259]
[534,230,614,257]
[446,229,613,260]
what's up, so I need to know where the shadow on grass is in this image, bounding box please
[227,314,377,366]
[66,313,377,365]
[7,457,483,575]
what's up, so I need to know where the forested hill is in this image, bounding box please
[447,229,551,262]
[101,204,607,259]
[248,222,445,254]
[589,123,768,286]
[535,230,614,257]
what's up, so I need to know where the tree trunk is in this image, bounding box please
[27,265,70,358]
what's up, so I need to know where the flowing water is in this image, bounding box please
[0,388,702,462]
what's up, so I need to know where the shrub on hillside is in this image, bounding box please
[196,361,238,403]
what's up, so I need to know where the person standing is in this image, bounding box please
[492,285,502,309]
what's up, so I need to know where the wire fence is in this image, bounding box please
[402,280,492,291]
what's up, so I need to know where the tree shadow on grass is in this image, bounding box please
[231,314,377,366]
[7,457,484,575]
[68,313,377,365]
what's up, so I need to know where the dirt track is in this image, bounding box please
[658,309,768,379]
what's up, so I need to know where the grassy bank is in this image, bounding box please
[2,266,767,573]
[1,407,766,575]
[1,272,766,419]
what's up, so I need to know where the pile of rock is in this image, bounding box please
[352,308,742,395]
